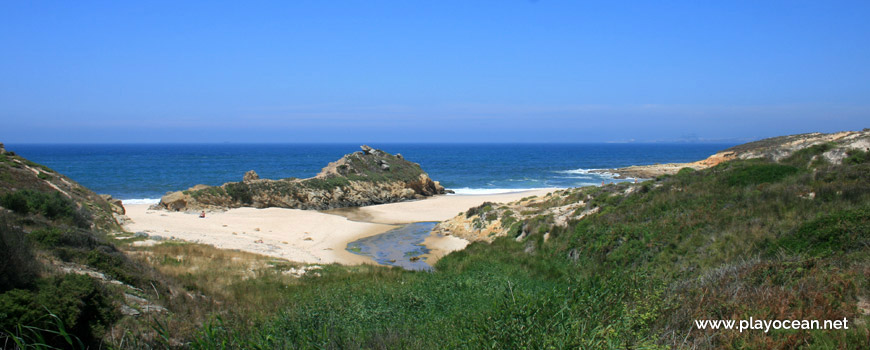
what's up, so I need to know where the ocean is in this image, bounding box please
[8,143,734,202]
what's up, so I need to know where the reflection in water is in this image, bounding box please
[346,222,438,271]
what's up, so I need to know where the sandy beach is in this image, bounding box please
[123,189,556,266]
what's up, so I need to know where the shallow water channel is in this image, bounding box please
[346,222,438,271]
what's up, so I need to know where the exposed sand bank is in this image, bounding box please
[420,233,470,265]
[123,189,557,266]
[123,205,394,265]
[322,189,557,224]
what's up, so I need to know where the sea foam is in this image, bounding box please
[556,168,627,179]
[448,188,558,195]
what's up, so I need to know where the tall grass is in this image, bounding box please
[181,157,869,349]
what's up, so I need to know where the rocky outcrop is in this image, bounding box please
[243,170,260,182]
[152,145,450,211]
[599,129,870,179]
[433,186,620,243]
[99,194,126,215]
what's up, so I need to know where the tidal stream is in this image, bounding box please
[346,222,438,271]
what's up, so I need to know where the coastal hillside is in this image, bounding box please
[0,143,123,231]
[153,145,449,211]
[438,129,870,242]
[599,129,870,179]
[2,143,300,349]
[186,131,869,349]
[0,143,179,347]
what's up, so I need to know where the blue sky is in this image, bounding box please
[1,1,868,143]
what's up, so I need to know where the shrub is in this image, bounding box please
[224,183,253,205]
[0,215,38,292]
[86,247,140,285]
[676,167,695,176]
[189,186,226,199]
[28,227,98,250]
[783,142,835,166]
[843,149,869,165]
[0,191,30,214]
[302,176,351,191]
[0,190,91,228]
[775,206,870,256]
[0,274,115,348]
[466,202,495,218]
[726,163,800,186]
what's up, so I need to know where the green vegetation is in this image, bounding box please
[342,152,424,184]
[0,274,115,348]
[1,189,91,228]
[0,157,169,348]
[224,182,253,204]
[465,201,494,218]
[3,143,869,349]
[181,151,429,205]
[844,149,869,164]
[723,161,800,186]
[188,185,227,199]
[775,206,870,256]
[296,152,425,192]
[188,251,663,349]
[180,156,870,349]
[303,176,352,191]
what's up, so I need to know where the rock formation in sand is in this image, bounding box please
[152,145,450,211]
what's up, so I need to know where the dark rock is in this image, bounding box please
[396,153,403,159]
[243,170,260,182]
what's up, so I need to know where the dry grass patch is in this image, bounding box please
[112,242,319,347]
[127,242,306,303]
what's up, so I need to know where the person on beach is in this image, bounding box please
[199,211,206,218]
